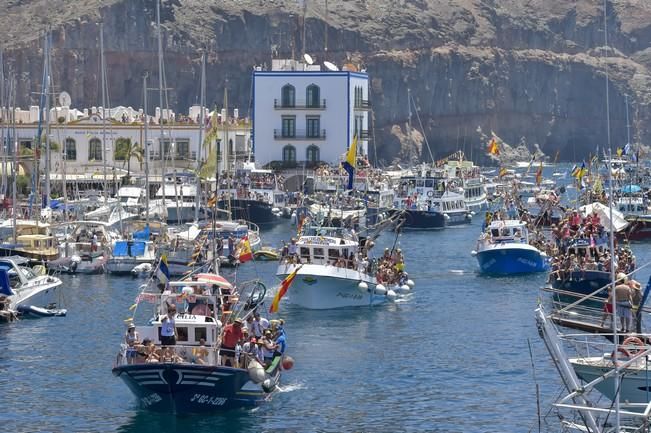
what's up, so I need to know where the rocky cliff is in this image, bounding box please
[3,0,651,164]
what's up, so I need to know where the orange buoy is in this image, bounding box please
[282,355,295,370]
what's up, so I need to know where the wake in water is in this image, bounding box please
[276,381,307,393]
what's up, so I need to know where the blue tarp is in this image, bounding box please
[0,269,14,296]
[133,225,151,241]
[113,241,147,257]
[622,185,642,193]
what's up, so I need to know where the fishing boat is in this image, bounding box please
[472,220,549,275]
[275,225,414,309]
[217,164,285,225]
[112,272,289,413]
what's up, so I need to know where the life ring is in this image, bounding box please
[611,347,631,366]
[426,191,434,198]
[622,336,646,356]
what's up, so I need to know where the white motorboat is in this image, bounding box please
[106,238,157,274]
[0,256,63,311]
[275,225,414,309]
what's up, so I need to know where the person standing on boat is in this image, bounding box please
[125,323,140,364]
[220,318,244,367]
[615,273,633,333]
[160,304,177,346]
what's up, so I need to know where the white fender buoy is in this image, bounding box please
[357,281,369,293]
[444,214,450,220]
[470,250,477,256]
[262,378,276,393]
[396,285,411,295]
[247,360,266,383]
[406,279,415,288]
[386,289,397,301]
[374,284,387,296]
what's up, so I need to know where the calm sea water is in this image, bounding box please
[1,172,649,432]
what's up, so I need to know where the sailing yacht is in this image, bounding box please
[154,172,210,224]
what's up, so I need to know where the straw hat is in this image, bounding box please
[616,272,628,283]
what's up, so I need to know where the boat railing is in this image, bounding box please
[116,342,224,367]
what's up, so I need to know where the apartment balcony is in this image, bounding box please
[274,99,327,110]
[273,129,327,140]
[354,100,371,110]
[357,130,370,140]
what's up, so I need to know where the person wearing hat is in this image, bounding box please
[615,272,633,332]
[125,323,140,365]
[259,329,277,366]
[220,317,244,367]
[288,238,298,263]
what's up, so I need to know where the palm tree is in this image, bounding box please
[115,138,144,180]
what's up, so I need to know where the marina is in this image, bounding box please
[5,1,651,431]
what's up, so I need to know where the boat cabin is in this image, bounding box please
[485,220,530,244]
[295,227,358,265]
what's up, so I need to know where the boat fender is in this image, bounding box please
[357,281,369,293]
[406,279,415,288]
[247,359,267,383]
[281,355,295,370]
[374,284,387,296]
[610,347,631,367]
[427,191,434,197]
[181,286,194,297]
[386,289,397,301]
[262,378,276,393]
[470,250,477,256]
[396,285,411,295]
[444,214,450,220]
[622,336,646,356]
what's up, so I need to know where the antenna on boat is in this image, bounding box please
[195,51,206,224]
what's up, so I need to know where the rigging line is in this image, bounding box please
[410,92,434,163]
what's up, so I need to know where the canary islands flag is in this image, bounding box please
[269,265,302,313]
[341,135,357,190]
[156,255,170,284]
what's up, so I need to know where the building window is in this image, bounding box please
[306,145,320,162]
[306,84,320,108]
[282,145,296,162]
[306,116,320,138]
[159,139,172,160]
[176,139,190,159]
[281,84,295,108]
[354,86,363,107]
[281,116,296,138]
[114,137,131,161]
[354,115,364,138]
[89,138,102,161]
[64,138,76,161]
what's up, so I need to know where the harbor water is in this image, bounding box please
[2,215,649,432]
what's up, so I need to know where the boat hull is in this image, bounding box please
[476,246,549,275]
[388,209,445,230]
[112,363,279,414]
[218,199,277,225]
[166,205,211,225]
[276,263,390,309]
[572,360,651,405]
[445,210,472,226]
[107,259,153,274]
[550,270,610,299]
[621,215,651,241]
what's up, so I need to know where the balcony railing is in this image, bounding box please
[354,99,371,110]
[356,130,370,140]
[274,99,327,109]
[273,129,327,140]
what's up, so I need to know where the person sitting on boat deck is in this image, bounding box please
[161,346,183,363]
[280,241,289,260]
[144,340,160,363]
[125,323,140,365]
[220,318,244,367]
[160,304,177,347]
[615,273,634,333]
[135,338,151,364]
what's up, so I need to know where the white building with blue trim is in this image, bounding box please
[252,59,370,168]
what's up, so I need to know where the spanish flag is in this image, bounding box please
[237,235,253,263]
[269,265,302,313]
[341,135,357,190]
[487,137,499,156]
[535,161,543,185]
[498,167,508,178]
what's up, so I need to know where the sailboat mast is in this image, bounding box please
[0,47,6,199]
[223,87,231,220]
[100,22,108,204]
[195,52,206,223]
[44,32,52,210]
[156,0,166,213]
[407,87,412,160]
[143,73,150,225]
[602,0,620,429]
[9,75,17,242]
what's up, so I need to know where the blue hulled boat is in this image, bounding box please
[473,220,549,275]
[112,273,289,414]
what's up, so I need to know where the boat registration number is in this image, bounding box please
[141,393,162,407]
[190,393,228,406]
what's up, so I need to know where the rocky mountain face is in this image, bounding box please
[3,0,651,164]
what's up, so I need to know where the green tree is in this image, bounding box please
[114,138,144,179]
